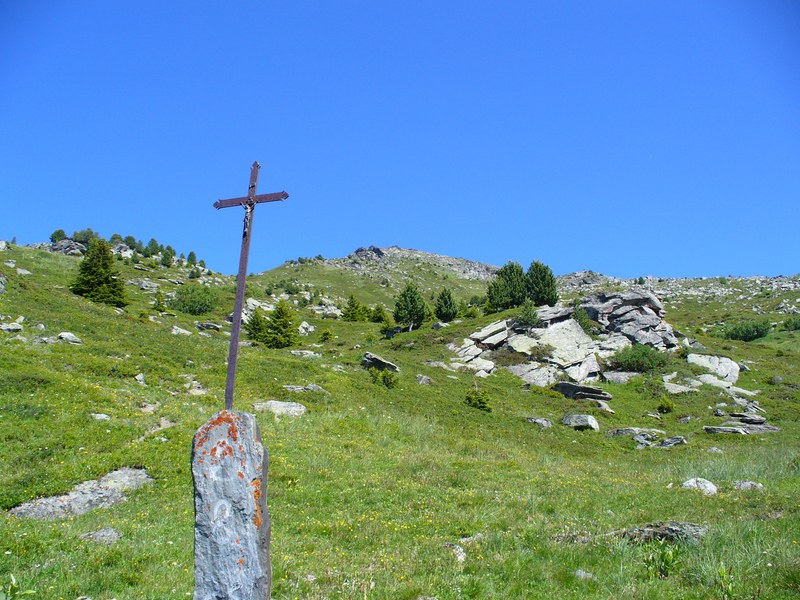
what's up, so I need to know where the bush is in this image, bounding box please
[657,397,675,414]
[783,315,800,332]
[607,344,668,373]
[393,284,427,331]
[572,299,600,335]
[342,295,370,322]
[464,388,491,412]
[319,328,334,343]
[70,239,127,307]
[369,367,398,388]
[515,299,542,328]
[168,284,217,315]
[486,261,527,312]
[526,260,559,306]
[246,300,299,349]
[434,288,458,322]
[722,320,770,341]
[50,229,67,243]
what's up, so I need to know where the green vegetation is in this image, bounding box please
[784,316,800,332]
[368,367,399,389]
[515,298,542,328]
[342,295,371,322]
[70,239,127,307]
[49,229,67,243]
[572,299,599,335]
[526,259,559,307]
[722,319,771,341]
[434,287,458,322]
[0,245,798,599]
[486,261,527,312]
[168,283,217,315]
[246,300,299,349]
[393,283,427,331]
[464,387,491,412]
[606,343,669,373]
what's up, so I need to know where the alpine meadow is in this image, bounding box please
[0,238,798,599]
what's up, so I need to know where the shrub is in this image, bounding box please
[657,397,675,414]
[783,315,800,332]
[722,320,770,341]
[50,229,67,243]
[319,328,334,343]
[342,295,370,322]
[515,299,542,328]
[246,300,299,348]
[70,239,127,307]
[643,539,682,579]
[465,388,491,412]
[72,228,100,245]
[529,343,555,363]
[393,284,426,331]
[607,344,668,373]
[486,261,527,312]
[369,367,398,388]
[526,260,559,306]
[572,299,600,335]
[434,288,458,322]
[370,305,389,323]
[168,284,217,315]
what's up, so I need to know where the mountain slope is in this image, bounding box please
[0,242,798,599]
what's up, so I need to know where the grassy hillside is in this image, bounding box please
[0,245,798,599]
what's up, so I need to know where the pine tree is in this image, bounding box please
[434,288,458,322]
[187,251,197,266]
[70,239,127,307]
[245,308,271,343]
[526,260,559,306]
[393,283,427,331]
[342,295,369,322]
[260,300,299,348]
[486,261,527,312]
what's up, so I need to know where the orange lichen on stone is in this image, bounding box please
[251,479,262,528]
[237,471,245,479]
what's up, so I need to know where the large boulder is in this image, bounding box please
[361,352,400,372]
[562,414,600,431]
[580,291,678,349]
[687,354,739,383]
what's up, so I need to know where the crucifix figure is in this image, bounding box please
[191,161,288,599]
[215,161,289,411]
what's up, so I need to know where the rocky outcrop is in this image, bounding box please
[362,352,400,372]
[579,291,679,349]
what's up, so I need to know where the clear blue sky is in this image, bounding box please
[2,1,798,278]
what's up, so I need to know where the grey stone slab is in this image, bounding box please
[192,411,271,599]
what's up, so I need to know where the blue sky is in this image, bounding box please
[2,1,798,278]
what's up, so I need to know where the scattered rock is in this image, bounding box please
[703,425,748,435]
[283,383,327,393]
[416,375,432,385]
[91,413,111,421]
[362,352,400,372]
[134,373,146,385]
[0,322,23,333]
[575,569,598,582]
[681,478,717,495]
[443,542,466,563]
[195,322,222,332]
[654,436,687,448]
[136,418,176,442]
[290,350,322,359]
[139,402,159,414]
[9,468,153,520]
[707,447,723,454]
[603,371,638,384]
[253,400,307,418]
[608,427,665,438]
[171,326,192,336]
[58,332,83,344]
[552,382,612,401]
[527,417,553,429]
[732,481,764,491]
[687,354,740,383]
[615,521,707,543]
[562,414,600,431]
[298,321,315,336]
[80,527,122,546]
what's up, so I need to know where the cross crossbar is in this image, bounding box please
[213,191,288,210]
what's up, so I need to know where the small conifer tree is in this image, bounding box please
[245,308,271,343]
[393,283,427,331]
[526,260,559,307]
[70,239,127,307]
[342,295,370,322]
[486,261,527,312]
[259,300,299,348]
[434,287,458,322]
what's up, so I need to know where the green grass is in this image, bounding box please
[0,247,798,598]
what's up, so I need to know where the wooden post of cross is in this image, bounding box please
[191,161,288,599]
[214,161,289,411]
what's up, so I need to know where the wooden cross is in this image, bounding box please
[215,161,288,411]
